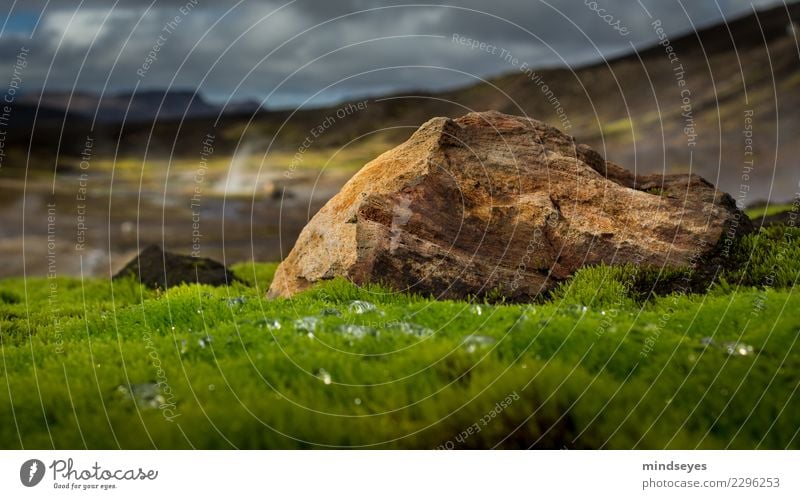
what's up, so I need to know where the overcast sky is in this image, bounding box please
[0,0,794,108]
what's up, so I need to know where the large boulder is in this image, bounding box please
[269,111,750,301]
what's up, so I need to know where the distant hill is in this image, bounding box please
[3,88,266,163]
[3,3,799,199]
[15,89,262,123]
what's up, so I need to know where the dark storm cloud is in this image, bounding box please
[0,0,792,107]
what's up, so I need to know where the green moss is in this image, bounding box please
[550,264,638,308]
[718,225,800,289]
[744,203,794,219]
[1,247,798,449]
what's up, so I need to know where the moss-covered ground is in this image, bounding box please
[1,226,798,449]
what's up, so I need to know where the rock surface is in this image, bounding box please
[113,244,238,289]
[268,111,750,301]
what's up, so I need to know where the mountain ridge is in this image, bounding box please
[3,3,798,199]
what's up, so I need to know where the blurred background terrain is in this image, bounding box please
[1,1,798,277]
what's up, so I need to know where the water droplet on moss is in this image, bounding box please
[294,317,320,334]
[724,342,754,357]
[115,383,165,409]
[348,300,377,314]
[226,296,247,306]
[463,334,496,353]
[336,324,378,339]
[256,318,281,330]
[702,337,754,356]
[317,368,332,385]
[387,322,433,337]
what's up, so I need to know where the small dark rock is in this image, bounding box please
[271,185,295,200]
[113,244,238,289]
